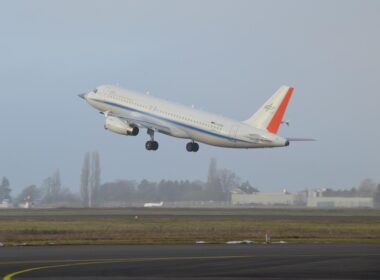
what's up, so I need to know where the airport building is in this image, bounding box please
[306,196,373,208]
[231,188,375,208]
[0,200,11,208]
[305,189,374,208]
[231,189,296,206]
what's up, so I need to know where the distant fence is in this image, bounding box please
[96,201,232,208]
[95,201,303,208]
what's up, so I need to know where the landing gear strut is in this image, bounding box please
[186,141,199,152]
[146,129,159,151]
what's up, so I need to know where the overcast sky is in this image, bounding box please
[1,0,379,194]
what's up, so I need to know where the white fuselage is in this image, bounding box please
[83,85,288,149]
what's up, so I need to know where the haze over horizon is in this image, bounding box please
[1,0,379,194]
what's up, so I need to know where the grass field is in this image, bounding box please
[0,208,379,245]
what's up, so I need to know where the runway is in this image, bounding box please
[1,244,379,279]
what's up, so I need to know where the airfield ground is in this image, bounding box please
[0,208,379,245]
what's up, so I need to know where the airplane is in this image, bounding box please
[79,85,311,152]
[143,201,164,208]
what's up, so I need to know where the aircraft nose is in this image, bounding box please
[78,93,87,100]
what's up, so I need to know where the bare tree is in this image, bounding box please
[40,176,53,203]
[206,158,224,200]
[358,179,377,195]
[80,152,90,207]
[40,170,62,203]
[374,184,380,208]
[16,185,40,205]
[218,169,240,192]
[89,151,101,207]
[0,177,11,202]
[207,157,218,187]
[51,169,61,199]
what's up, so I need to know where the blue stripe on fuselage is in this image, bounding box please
[92,99,250,143]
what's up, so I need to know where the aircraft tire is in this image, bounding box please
[152,141,159,150]
[192,143,199,152]
[146,141,159,151]
[186,142,193,152]
[186,142,199,152]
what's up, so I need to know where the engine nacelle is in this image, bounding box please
[104,116,139,136]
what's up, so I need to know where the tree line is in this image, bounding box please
[82,157,257,205]
[1,170,80,207]
[1,154,257,207]
[2,152,380,208]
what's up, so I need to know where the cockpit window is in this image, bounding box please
[93,89,98,93]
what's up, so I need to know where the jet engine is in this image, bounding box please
[104,116,139,136]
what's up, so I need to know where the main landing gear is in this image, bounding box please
[186,141,199,152]
[146,141,158,151]
[146,129,159,151]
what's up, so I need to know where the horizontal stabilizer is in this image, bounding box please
[286,138,316,142]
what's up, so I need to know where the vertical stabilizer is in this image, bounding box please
[244,86,293,134]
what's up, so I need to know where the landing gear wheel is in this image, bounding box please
[192,142,199,152]
[152,141,159,151]
[186,142,199,152]
[146,141,159,151]
[186,142,193,152]
[146,141,152,150]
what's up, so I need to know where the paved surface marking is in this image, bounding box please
[3,255,250,280]
[1,244,379,279]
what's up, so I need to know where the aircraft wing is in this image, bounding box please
[119,115,172,135]
[100,111,171,134]
[101,110,188,138]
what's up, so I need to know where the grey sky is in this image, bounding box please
[1,0,379,194]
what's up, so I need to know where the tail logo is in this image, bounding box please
[264,103,275,112]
